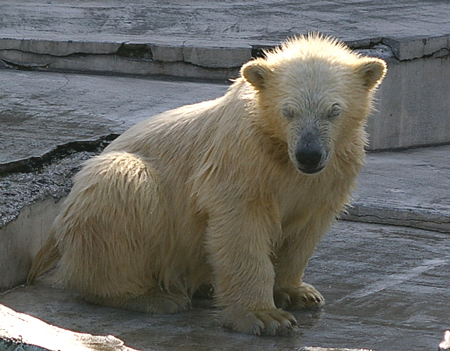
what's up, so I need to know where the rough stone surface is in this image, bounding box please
[345,146,450,233]
[182,42,252,68]
[0,304,138,351]
[0,0,449,77]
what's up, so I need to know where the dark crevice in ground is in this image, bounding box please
[0,135,118,227]
[0,134,119,176]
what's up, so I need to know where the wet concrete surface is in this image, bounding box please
[1,220,449,351]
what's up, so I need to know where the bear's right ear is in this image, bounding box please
[241,60,272,90]
[355,58,387,90]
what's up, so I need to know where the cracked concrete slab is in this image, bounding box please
[0,1,449,78]
[0,69,229,171]
[1,220,449,351]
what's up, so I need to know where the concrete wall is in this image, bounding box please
[0,198,62,291]
[369,53,450,150]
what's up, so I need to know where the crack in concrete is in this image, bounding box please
[0,134,118,176]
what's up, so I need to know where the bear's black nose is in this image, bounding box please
[295,144,324,174]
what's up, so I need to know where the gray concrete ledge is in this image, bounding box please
[1,0,449,80]
[0,39,247,80]
[1,0,449,62]
[1,36,449,79]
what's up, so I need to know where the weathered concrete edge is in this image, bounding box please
[0,304,140,351]
[0,35,448,78]
[0,38,253,80]
[343,203,450,234]
[383,35,450,60]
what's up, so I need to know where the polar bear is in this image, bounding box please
[28,34,387,336]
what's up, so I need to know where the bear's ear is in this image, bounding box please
[241,59,272,90]
[355,58,387,90]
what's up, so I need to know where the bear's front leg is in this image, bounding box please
[273,218,328,310]
[205,205,298,336]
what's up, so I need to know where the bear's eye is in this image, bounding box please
[281,106,296,120]
[328,103,342,120]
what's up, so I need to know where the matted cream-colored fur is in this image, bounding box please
[28,34,387,336]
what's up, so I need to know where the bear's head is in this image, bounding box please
[241,34,387,175]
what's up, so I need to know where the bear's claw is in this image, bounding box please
[274,283,325,310]
[224,307,299,336]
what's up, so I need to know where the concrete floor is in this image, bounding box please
[1,220,449,351]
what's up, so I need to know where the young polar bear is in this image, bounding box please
[28,34,387,336]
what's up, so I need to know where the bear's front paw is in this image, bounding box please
[274,283,325,310]
[222,307,298,336]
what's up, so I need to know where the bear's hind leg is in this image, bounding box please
[55,152,172,310]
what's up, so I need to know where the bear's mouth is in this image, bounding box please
[296,164,325,175]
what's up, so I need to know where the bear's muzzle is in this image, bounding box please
[294,136,326,175]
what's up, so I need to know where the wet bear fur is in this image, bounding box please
[28,34,387,336]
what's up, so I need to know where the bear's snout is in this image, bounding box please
[294,138,326,175]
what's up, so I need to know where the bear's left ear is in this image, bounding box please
[241,59,272,90]
[355,58,387,90]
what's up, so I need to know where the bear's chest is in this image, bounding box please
[277,168,354,225]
